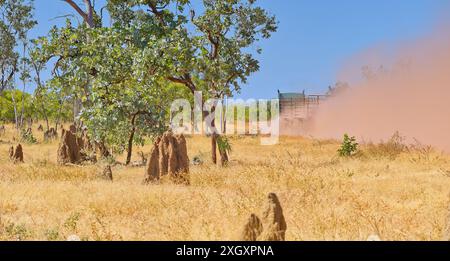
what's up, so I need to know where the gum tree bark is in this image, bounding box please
[126,113,138,165]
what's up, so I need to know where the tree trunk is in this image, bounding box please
[211,133,217,165]
[55,100,64,132]
[126,128,135,165]
[10,90,19,129]
[126,114,138,165]
[19,43,27,129]
[45,116,49,131]
[40,103,50,131]
[210,102,229,166]
[20,90,26,128]
[73,97,81,123]
[210,105,217,164]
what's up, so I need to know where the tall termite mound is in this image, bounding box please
[9,144,24,163]
[57,125,83,164]
[241,193,287,241]
[241,214,263,241]
[57,124,95,165]
[143,131,189,184]
[259,193,287,241]
[57,125,80,165]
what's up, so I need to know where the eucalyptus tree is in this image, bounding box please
[0,14,17,93]
[111,0,277,165]
[0,0,35,130]
[0,0,36,79]
[30,48,73,131]
[0,89,33,122]
[35,0,276,165]
[75,26,170,164]
[182,0,277,165]
[33,1,178,162]
[0,0,35,93]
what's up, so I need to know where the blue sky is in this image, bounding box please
[28,0,449,99]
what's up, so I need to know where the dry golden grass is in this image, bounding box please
[1,124,450,241]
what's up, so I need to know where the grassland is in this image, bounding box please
[0,124,450,241]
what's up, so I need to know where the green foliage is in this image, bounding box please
[0,89,33,121]
[338,134,359,157]
[33,88,73,125]
[0,0,36,92]
[4,222,31,240]
[0,88,71,124]
[32,0,277,159]
[217,135,232,155]
[44,228,60,241]
[226,100,275,123]
[29,42,73,126]
[20,128,37,144]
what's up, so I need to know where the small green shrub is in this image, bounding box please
[44,228,61,241]
[217,135,232,155]
[338,134,358,157]
[4,222,31,240]
[20,128,37,144]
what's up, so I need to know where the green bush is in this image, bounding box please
[338,134,358,157]
[20,128,37,144]
[217,135,232,155]
[4,222,31,240]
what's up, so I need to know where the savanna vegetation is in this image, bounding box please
[1,127,450,240]
[1,0,450,241]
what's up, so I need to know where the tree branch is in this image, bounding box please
[189,11,220,59]
[64,0,94,27]
[148,2,166,25]
[0,61,17,92]
[84,0,94,26]
[167,74,196,93]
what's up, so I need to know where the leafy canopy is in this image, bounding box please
[0,0,36,92]
[33,0,277,154]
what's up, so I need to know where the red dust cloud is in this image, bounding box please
[306,21,450,151]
